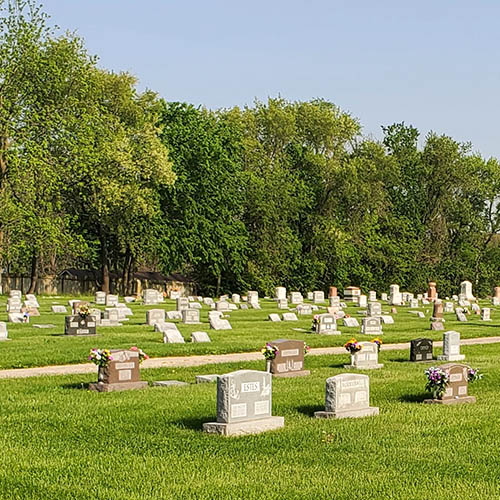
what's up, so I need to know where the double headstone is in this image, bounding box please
[314,314,340,334]
[65,315,96,335]
[266,339,309,377]
[367,302,382,317]
[361,317,383,335]
[410,338,433,362]
[143,289,159,305]
[424,363,476,405]
[289,292,303,305]
[345,342,383,369]
[89,349,148,392]
[146,309,165,326]
[314,374,379,419]
[105,294,118,307]
[182,309,200,324]
[203,370,284,436]
[296,303,312,315]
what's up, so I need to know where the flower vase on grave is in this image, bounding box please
[266,360,272,373]
[98,365,110,383]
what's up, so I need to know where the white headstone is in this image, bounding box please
[163,330,185,343]
[438,331,465,361]
[191,331,211,343]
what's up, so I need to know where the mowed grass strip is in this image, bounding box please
[0,344,499,499]
[0,295,499,369]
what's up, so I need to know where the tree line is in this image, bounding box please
[1,0,499,297]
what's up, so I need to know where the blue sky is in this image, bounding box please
[43,0,500,158]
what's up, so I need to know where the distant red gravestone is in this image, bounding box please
[427,282,437,301]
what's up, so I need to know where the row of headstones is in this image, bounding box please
[90,337,473,437]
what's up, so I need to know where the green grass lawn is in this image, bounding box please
[0,295,498,369]
[0,343,499,499]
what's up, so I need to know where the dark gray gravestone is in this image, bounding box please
[64,315,96,335]
[410,338,433,362]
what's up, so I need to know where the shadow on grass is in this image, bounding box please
[399,392,428,403]
[62,382,90,390]
[296,404,323,417]
[391,357,435,364]
[328,363,347,369]
[175,416,213,431]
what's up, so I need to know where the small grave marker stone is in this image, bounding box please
[191,331,211,343]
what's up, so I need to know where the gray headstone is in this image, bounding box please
[343,317,359,327]
[51,305,67,313]
[191,331,211,343]
[163,330,185,344]
[182,308,200,324]
[146,309,165,326]
[315,373,379,419]
[346,342,383,369]
[282,313,298,321]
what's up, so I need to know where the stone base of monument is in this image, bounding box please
[343,364,384,370]
[152,380,189,388]
[89,381,148,392]
[203,416,285,436]
[195,374,219,383]
[272,369,310,378]
[424,396,476,405]
[314,406,379,419]
[317,330,341,335]
[437,355,465,361]
[430,321,444,331]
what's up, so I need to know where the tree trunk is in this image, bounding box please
[126,256,135,296]
[27,252,38,294]
[216,273,221,297]
[99,227,110,293]
[121,247,131,296]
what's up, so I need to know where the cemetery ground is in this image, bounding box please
[0,342,498,500]
[0,295,499,370]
